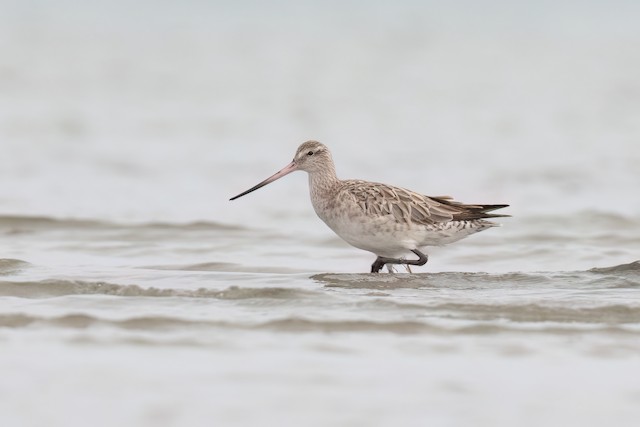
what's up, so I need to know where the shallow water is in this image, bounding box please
[2,214,640,426]
[2,0,640,426]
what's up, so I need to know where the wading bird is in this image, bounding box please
[230,141,508,273]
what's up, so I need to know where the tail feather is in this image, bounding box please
[429,196,510,221]
[477,204,510,218]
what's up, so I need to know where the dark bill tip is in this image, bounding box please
[229,161,297,201]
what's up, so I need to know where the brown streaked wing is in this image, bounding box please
[339,180,508,225]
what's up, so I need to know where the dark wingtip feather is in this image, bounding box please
[432,199,510,221]
[480,204,509,212]
[478,204,510,219]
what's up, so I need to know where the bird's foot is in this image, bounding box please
[371,257,386,273]
[370,250,428,273]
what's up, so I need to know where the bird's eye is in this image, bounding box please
[307,151,314,156]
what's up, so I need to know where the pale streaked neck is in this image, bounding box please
[308,160,340,196]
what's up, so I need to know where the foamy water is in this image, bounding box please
[2,1,640,426]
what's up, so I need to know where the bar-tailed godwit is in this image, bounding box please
[230,141,508,273]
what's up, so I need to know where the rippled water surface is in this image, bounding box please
[2,0,640,426]
[2,214,640,426]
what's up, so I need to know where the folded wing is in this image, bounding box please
[340,180,509,226]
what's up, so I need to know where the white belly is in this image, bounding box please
[314,205,493,258]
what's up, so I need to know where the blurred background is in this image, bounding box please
[2,0,638,224]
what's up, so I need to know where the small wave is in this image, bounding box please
[589,260,640,274]
[0,215,107,232]
[0,214,245,233]
[0,313,438,333]
[140,221,246,231]
[312,271,555,290]
[0,313,208,330]
[312,273,433,289]
[0,259,31,276]
[257,318,570,335]
[349,297,640,324]
[2,313,638,337]
[0,279,318,300]
[144,262,309,274]
[429,302,640,324]
[254,318,437,334]
[312,261,640,289]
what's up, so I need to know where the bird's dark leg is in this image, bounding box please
[370,249,428,273]
[371,257,387,273]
